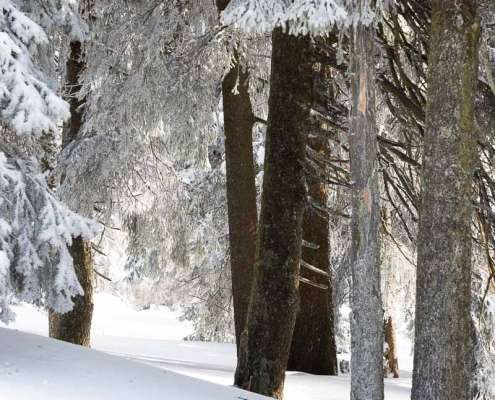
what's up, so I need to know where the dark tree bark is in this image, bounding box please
[411,2,480,399]
[62,41,85,147]
[234,28,312,399]
[49,40,94,347]
[384,316,399,378]
[216,0,230,13]
[287,64,338,376]
[349,22,384,400]
[216,0,257,352]
[219,1,338,367]
[49,237,94,346]
[287,172,338,375]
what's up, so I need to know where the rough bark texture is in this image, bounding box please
[287,64,338,376]
[222,53,257,355]
[287,171,338,375]
[233,29,312,399]
[62,41,85,147]
[216,0,257,352]
[384,316,399,378]
[349,23,384,400]
[411,2,480,400]
[49,237,94,346]
[48,40,94,347]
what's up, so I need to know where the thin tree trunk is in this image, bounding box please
[49,40,94,347]
[234,28,312,399]
[287,64,338,376]
[384,316,399,378]
[349,22,384,400]
[411,2,480,399]
[216,0,257,352]
[380,208,399,378]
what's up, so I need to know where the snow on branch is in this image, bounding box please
[0,0,70,135]
[221,0,393,35]
[0,151,97,322]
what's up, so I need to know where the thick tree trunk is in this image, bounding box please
[287,172,338,375]
[384,316,399,378]
[221,62,257,351]
[49,237,94,346]
[287,63,338,376]
[349,22,384,400]
[216,0,257,352]
[411,2,480,400]
[48,40,94,347]
[234,28,312,399]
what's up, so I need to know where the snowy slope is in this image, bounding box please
[0,328,268,400]
[0,293,413,400]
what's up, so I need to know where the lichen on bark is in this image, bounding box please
[349,21,384,400]
[411,1,480,399]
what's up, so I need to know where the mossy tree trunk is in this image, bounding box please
[48,40,94,347]
[411,2,480,399]
[234,28,312,399]
[216,0,257,353]
[349,20,384,400]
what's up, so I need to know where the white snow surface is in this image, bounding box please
[0,292,413,399]
[0,328,268,400]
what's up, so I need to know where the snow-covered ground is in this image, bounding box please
[0,293,413,399]
[0,328,268,400]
